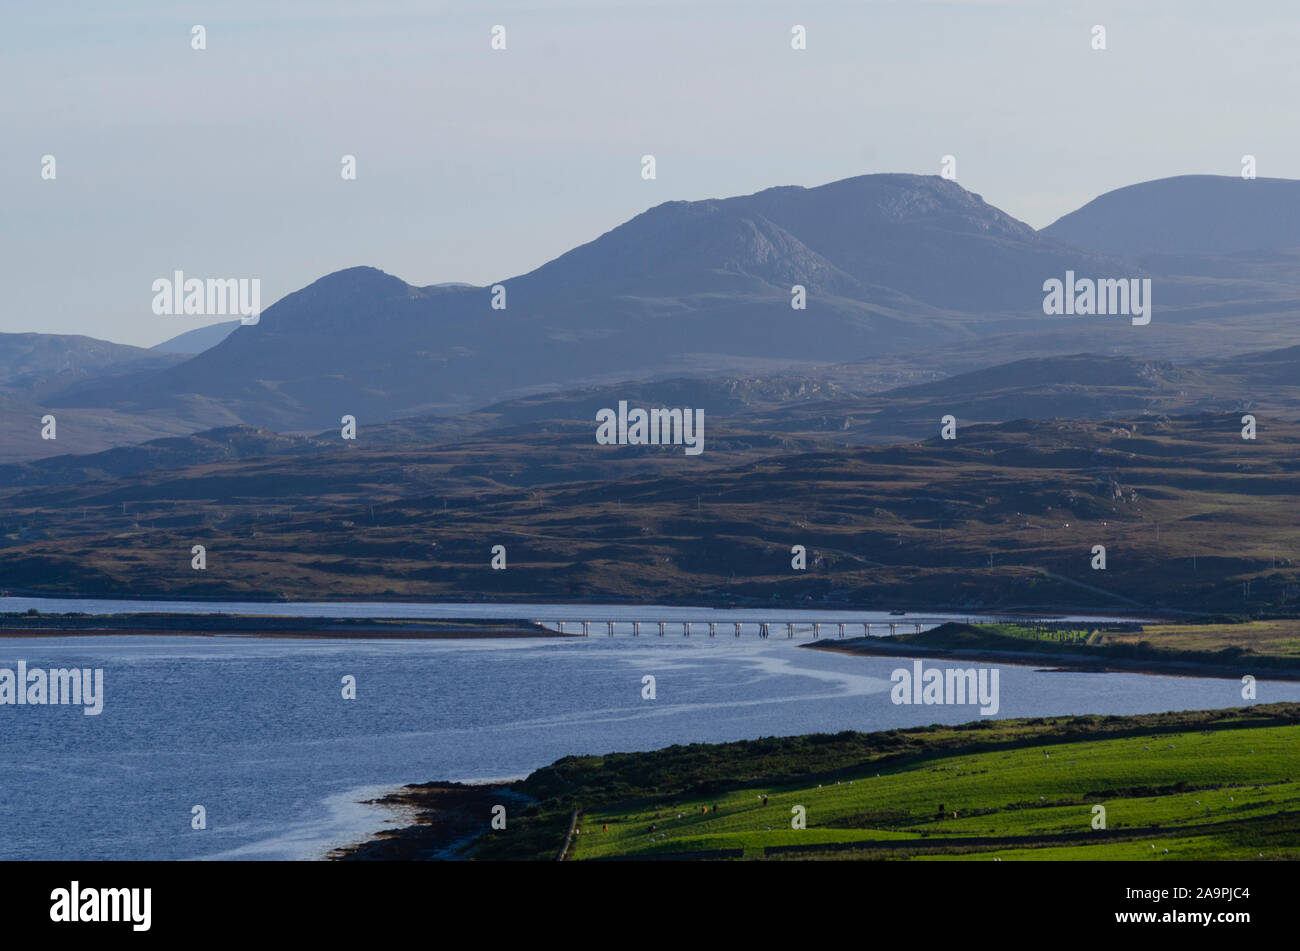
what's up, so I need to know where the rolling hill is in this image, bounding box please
[0,332,184,403]
[1043,175,1300,256]
[12,342,1300,489]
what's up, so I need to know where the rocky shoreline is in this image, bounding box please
[330,781,522,861]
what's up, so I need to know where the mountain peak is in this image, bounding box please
[299,266,410,296]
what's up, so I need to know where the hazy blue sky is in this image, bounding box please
[5,0,1299,346]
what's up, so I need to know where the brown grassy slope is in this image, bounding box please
[0,414,1297,615]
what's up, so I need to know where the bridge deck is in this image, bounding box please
[537,618,968,637]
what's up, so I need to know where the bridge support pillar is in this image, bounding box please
[633,621,640,637]
[608,621,615,637]
[787,622,794,638]
[838,622,845,638]
[582,621,590,637]
[709,622,716,637]
[658,621,665,637]
[735,622,742,637]
[684,622,691,637]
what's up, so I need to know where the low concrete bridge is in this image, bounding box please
[541,618,951,638]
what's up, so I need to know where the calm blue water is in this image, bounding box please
[2,632,1296,861]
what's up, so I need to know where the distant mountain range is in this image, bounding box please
[37,174,1132,430]
[8,171,1300,445]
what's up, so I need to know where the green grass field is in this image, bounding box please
[548,710,1300,861]
[980,622,1094,645]
[1108,620,1300,659]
